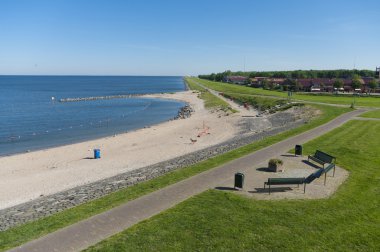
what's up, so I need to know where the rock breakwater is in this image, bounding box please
[175,105,194,119]
[59,94,145,102]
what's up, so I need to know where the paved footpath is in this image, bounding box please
[10,109,366,252]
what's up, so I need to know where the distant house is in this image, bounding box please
[249,77,285,87]
[296,78,333,92]
[225,76,248,85]
[228,75,378,93]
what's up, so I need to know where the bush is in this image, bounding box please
[268,158,283,166]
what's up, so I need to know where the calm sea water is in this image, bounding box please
[0,76,186,156]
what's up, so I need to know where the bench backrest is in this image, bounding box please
[312,168,324,178]
[305,173,317,183]
[323,163,335,174]
[268,178,304,184]
[314,150,335,163]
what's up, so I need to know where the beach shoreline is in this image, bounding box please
[0,90,314,230]
[0,96,187,158]
[0,90,242,210]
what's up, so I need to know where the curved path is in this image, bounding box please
[10,109,366,252]
[193,80,258,116]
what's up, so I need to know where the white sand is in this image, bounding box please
[0,91,257,209]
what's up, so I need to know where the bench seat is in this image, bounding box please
[308,150,336,168]
[264,177,306,194]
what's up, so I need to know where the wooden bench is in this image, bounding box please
[264,177,306,194]
[308,150,336,168]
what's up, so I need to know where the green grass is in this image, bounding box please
[193,78,380,107]
[359,109,380,118]
[0,105,350,251]
[185,78,233,112]
[221,92,297,112]
[86,120,380,251]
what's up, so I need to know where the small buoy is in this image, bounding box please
[51,97,55,100]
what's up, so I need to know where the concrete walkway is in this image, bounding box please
[10,109,366,252]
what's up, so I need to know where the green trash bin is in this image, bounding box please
[234,172,245,189]
[295,145,303,156]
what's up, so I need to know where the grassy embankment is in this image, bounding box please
[194,78,380,107]
[359,109,380,118]
[188,77,298,112]
[184,78,234,112]
[0,90,350,251]
[86,119,380,251]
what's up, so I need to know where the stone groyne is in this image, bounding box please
[175,105,194,119]
[59,94,145,103]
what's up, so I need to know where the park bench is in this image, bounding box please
[321,163,336,185]
[304,163,336,185]
[264,177,306,194]
[308,150,336,168]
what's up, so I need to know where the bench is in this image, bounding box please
[308,150,336,168]
[304,168,323,184]
[304,163,336,185]
[264,177,306,194]
[322,163,336,185]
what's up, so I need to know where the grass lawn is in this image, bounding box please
[86,120,380,251]
[185,78,234,112]
[220,92,288,111]
[193,78,380,108]
[359,109,380,118]
[0,105,351,251]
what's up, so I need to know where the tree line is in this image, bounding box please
[199,69,376,81]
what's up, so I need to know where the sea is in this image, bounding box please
[0,76,186,156]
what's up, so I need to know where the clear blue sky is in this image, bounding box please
[0,0,379,75]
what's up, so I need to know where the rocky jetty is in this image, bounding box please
[59,94,145,102]
[175,105,194,119]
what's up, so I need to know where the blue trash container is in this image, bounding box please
[94,149,101,159]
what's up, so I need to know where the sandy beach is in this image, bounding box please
[0,91,259,210]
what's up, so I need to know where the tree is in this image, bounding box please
[262,79,270,89]
[283,78,301,91]
[351,76,363,91]
[368,79,379,94]
[333,79,344,90]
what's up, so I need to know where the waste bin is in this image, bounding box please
[234,172,245,189]
[295,145,303,156]
[94,149,101,159]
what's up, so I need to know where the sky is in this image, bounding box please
[0,0,379,76]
